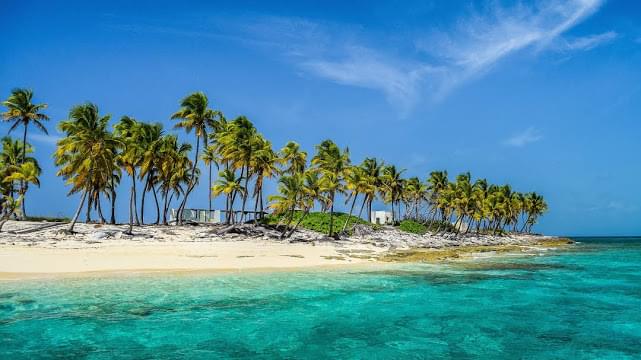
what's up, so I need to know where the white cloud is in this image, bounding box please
[504,127,543,147]
[302,47,437,113]
[293,0,607,109]
[110,0,608,113]
[562,31,617,51]
[28,133,61,145]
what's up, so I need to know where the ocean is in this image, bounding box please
[1,237,640,359]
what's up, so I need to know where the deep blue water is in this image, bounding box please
[1,238,641,359]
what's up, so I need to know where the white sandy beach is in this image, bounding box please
[0,220,565,279]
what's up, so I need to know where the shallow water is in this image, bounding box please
[1,238,641,359]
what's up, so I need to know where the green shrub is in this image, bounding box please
[399,220,427,235]
[262,211,370,235]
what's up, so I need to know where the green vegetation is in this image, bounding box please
[25,216,71,222]
[399,220,427,235]
[263,211,370,236]
[0,88,549,236]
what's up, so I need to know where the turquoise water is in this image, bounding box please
[1,238,641,359]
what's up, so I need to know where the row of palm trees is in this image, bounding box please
[1,88,548,236]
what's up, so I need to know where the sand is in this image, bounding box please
[0,221,567,279]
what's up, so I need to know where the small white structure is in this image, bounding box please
[371,211,393,225]
[170,209,222,223]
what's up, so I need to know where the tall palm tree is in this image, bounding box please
[251,137,279,220]
[138,122,163,224]
[311,139,350,238]
[114,116,147,233]
[359,158,382,221]
[171,92,219,224]
[380,165,404,223]
[55,103,119,232]
[1,88,49,217]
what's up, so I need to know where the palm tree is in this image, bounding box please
[219,116,258,223]
[280,141,307,175]
[1,88,49,217]
[341,166,366,232]
[137,122,163,225]
[213,169,244,223]
[114,116,147,233]
[359,158,382,221]
[380,165,404,223]
[55,103,119,232]
[0,162,40,231]
[268,173,304,237]
[311,140,350,238]
[251,137,279,220]
[171,92,219,224]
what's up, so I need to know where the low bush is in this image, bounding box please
[262,211,370,235]
[399,220,428,235]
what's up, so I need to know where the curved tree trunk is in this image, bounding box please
[152,184,160,225]
[68,191,88,233]
[341,193,358,233]
[132,169,140,226]
[140,173,149,225]
[178,135,200,225]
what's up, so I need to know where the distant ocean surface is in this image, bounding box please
[1,237,641,359]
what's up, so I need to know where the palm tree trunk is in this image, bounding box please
[19,122,27,219]
[329,191,335,238]
[286,209,310,238]
[152,184,160,225]
[342,193,358,233]
[97,198,106,224]
[86,194,92,223]
[162,190,169,225]
[141,174,149,225]
[68,191,88,233]
[178,135,200,225]
[110,176,117,225]
[357,197,367,220]
[240,165,251,223]
[132,169,140,226]
[127,183,134,235]
[208,162,212,213]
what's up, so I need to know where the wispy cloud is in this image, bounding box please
[504,127,543,147]
[561,31,617,51]
[280,0,607,109]
[28,133,61,145]
[302,47,437,113]
[108,0,609,113]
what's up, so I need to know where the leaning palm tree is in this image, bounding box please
[1,88,49,217]
[171,92,219,224]
[55,103,120,232]
[311,140,350,238]
[114,116,147,233]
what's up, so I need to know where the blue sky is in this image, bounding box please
[1,0,640,236]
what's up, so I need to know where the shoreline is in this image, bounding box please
[0,221,572,280]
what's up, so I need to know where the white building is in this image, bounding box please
[170,209,222,224]
[371,211,393,225]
